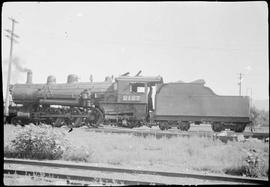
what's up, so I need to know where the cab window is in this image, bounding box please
[130,83,145,93]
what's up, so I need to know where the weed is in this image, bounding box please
[4,124,269,178]
[5,124,69,160]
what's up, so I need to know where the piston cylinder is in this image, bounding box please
[17,111,30,118]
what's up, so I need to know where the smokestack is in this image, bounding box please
[89,74,93,82]
[26,70,32,84]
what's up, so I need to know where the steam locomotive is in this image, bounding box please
[4,71,251,132]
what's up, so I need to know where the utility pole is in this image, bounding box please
[238,73,243,96]
[4,17,19,117]
[246,88,253,107]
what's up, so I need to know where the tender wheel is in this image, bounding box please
[233,123,246,133]
[177,121,190,131]
[211,122,224,132]
[159,124,166,130]
[159,122,169,130]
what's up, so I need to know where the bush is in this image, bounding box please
[250,107,269,127]
[5,124,69,160]
[223,148,269,177]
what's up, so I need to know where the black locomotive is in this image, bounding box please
[4,71,251,132]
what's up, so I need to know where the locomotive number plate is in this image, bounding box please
[123,95,140,101]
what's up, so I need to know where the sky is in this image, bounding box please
[1,2,268,100]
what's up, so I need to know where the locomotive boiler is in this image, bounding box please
[5,71,251,132]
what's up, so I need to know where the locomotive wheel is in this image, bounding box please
[11,117,29,126]
[65,117,83,127]
[133,121,142,128]
[74,117,83,127]
[127,120,141,128]
[121,119,129,127]
[92,108,104,125]
[64,117,79,128]
[102,120,111,126]
[64,118,74,128]
[69,108,83,127]
[177,121,190,131]
[85,107,104,128]
[211,122,224,132]
[53,118,64,127]
[11,117,22,126]
[44,118,54,125]
[116,120,125,128]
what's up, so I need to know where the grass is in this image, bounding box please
[4,173,65,186]
[4,124,269,178]
[4,173,110,186]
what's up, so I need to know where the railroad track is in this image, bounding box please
[5,123,269,141]
[4,158,268,185]
[83,126,269,141]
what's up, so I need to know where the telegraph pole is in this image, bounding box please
[246,88,253,107]
[238,73,243,96]
[4,17,19,117]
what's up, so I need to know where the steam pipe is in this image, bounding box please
[39,99,80,106]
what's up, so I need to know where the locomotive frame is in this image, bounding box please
[4,72,251,132]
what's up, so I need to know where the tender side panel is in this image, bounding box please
[155,83,250,120]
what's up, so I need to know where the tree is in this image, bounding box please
[250,106,269,127]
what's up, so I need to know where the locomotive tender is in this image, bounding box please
[5,71,250,132]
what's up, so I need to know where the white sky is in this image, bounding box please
[1,2,268,100]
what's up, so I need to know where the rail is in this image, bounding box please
[4,158,268,185]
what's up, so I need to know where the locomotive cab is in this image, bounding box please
[99,75,163,126]
[115,75,163,110]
